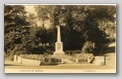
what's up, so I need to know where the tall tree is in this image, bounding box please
[4,5,29,55]
[35,6,49,27]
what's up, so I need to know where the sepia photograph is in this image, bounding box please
[4,4,116,73]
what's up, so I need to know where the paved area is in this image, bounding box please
[5,60,115,69]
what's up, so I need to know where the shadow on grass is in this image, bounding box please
[105,46,115,53]
[40,62,59,66]
[4,64,20,66]
[40,64,58,66]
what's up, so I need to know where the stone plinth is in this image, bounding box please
[53,42,65,55]
[53,42,65,59]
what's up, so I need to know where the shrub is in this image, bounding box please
[82,41,94,54]
[73,53,94,63]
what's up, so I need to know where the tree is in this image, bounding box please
[4,5,29,56]
[82,41,94,53]
[98,20,116,43]
[35,6,49,27]
[27,13,37,27]
[81,6,116,55]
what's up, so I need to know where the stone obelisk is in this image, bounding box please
[53,25,65,56]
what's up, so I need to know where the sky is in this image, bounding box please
[25,5,36,15]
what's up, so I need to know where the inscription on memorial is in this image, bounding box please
[57,44,61,50]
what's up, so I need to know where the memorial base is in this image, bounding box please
[52,52,65,59]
